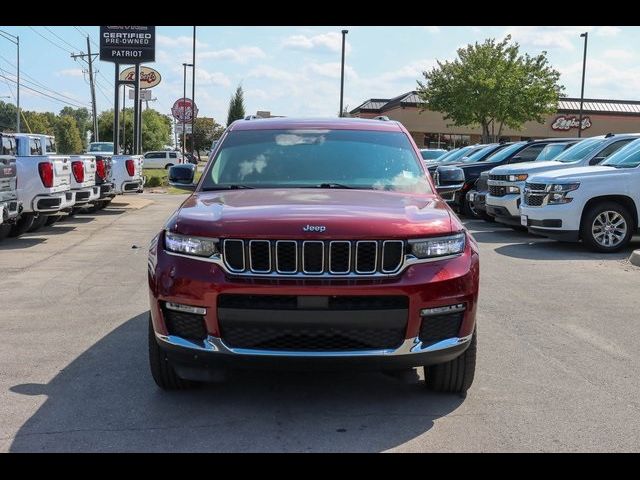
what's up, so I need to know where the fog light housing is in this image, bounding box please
[166,302,207,315]
[420,303,466,316]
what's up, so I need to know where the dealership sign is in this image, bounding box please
[171,98,198,123]
[119,66,161,88]
[551,115,592,131]
[100,26,155,64]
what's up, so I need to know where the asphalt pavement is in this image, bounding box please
[0,193,639,452]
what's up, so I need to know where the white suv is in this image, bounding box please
[521,137,640,252]
[143,151,185,169]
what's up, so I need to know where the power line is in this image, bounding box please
[28,26,73,54]
[94,77,111,103]
[43,26,82,52]
[0,61,86,105]
[74,26,99,49]
[0,72,89,109]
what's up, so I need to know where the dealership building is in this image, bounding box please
[349,92,640,149]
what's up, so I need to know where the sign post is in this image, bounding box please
[100,26,155,155]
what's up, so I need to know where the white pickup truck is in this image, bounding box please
[521,137,640,252]
[0,133,20,240]
[86,142,144,195]
[485,134,640,227]
[37,135,100,208]
[11,133,75,235]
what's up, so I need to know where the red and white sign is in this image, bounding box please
[171,98,198,123]
[551,115,592,131]
[119,66,161,89]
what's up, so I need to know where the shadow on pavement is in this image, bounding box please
[0,237,47,250]
[9,313,464,452]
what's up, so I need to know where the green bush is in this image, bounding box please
[146,175,162,187]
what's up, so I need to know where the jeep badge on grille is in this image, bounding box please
[303,225,326,232]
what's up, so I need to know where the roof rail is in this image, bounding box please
[372,115,390,121]
[604,132,615,138]
[244,115,260,120]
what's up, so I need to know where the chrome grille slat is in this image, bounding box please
[221,239,407,277]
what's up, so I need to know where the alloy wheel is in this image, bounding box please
[591,210,627,248]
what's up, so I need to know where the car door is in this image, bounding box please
[144,152,164,169]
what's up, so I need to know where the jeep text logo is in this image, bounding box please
[303,225,326,232]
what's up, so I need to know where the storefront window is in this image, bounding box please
[424,133,471,150]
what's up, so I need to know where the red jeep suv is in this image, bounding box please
[148,118,479,394]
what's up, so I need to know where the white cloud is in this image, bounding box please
[558,58,640,99]
[379,59,437,82]
[200,46,266,63]
[420,26,440,33]
[306,62,358,79]
[196,69,231,87]
[505,26,590,51]
[248,65,300,82]
[282,32,351,54]
[57,68,84,78]
[157,35,207,48]
[595,26,621,37]
[603,49,634,61]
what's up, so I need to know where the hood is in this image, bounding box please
[529,165,616,183]
[490,161,566,175]
[170,188,455,239]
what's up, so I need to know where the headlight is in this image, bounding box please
[410,233,466,258]
[508,174,528,182]
[506,186,520,194]
[164,231,219,257]
[547,183,580,205]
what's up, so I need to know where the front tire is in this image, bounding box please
[580,201,633,253]
[0,224,11,241]
[148,315,197,390]
[27,214,48,232]
[424,330,477,394]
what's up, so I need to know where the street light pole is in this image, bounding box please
[577,32,588,138]
[0,30,19,132]
[182,63,193,159]
[191,26,196,156]
[339,29,348,117]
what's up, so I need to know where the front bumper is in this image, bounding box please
[72,186,101,205]
[466,190,487,213]
[148,235,480,370]
[486,193,520,216]
[31,191,75,213]
[520,203,582,240]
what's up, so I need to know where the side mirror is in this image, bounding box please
[590,156,604,166]
[509,156,523,163]
[168,164,197,190]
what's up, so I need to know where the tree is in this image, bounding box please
[21,110,55,135]
[226,85,246,126]
[189,117,225,158]
[60,107,91,148]
[0,101,17,131]
[54,115,83,154]
[98,108,172,153]
[416,35,564,143]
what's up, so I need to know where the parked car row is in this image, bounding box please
[432,133,640,252]
[0,135,144,241]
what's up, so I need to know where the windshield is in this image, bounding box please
[553,138,606,163]
[201,129,432,193]
[421,149,445,160]
[601,138,640,168]
[439,145,478,164]
[461,144,501,163]
[89,142,114,152]
[482,142,525,163]
[536,143,568,161]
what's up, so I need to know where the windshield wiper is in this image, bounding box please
[316,183,354,189]
[201,184,255,191]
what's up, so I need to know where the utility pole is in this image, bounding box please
[71,37,100,141]
[0,30,19,132]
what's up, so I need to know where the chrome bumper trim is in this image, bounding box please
[155,333,473,358]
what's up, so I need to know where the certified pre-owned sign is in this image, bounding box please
[100,26,155,64]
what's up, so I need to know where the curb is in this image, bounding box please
[630,250,640,267]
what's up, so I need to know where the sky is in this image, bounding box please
[0,26,637,124]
